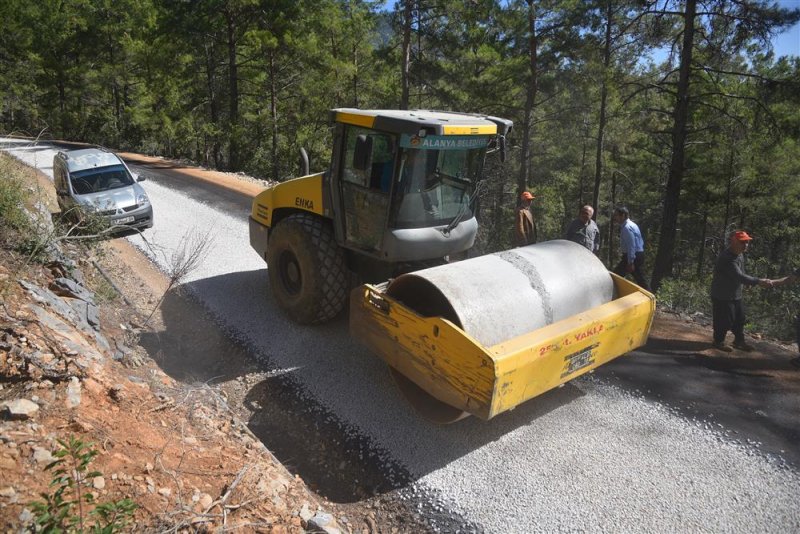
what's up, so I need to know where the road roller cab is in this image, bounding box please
[250,109,512,324]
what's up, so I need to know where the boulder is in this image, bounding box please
[1,399,39,420]
[49,277,95,304]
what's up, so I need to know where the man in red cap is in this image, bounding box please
[515,191,536,246]
[710,230,773,352]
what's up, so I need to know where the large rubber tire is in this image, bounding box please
[266,213,348,324]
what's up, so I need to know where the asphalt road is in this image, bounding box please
[4,139,799,533]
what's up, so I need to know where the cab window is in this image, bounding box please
[339,126,397,251]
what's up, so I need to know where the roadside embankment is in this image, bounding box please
[0,152,340,532]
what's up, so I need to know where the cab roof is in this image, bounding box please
[331,108,511,137]
[58,148,123,173]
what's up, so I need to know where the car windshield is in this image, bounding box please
[391,134,488,229]
[70,165,134,195]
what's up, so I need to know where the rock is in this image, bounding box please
[0,457,17,471]
[299,503,314,522]
[50,278,95,304]
[1,399,39,420]
[69,299,90,326]
[92,476,105,490]
[19,281,79,323]
[86,304,100,330]
[307,513,340,534]
[46,259,85,286]
[32,447,54,464]
[158,487,172,497]
[183,436,197,445]
[108,385,125,402]
[0,487,16,498]
[18,507,34,525]
[29,305,102,362]
[82,378,103,395]
[66,377,81,408]
[198,493,214,510]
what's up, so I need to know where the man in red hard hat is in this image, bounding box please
[710,230,773,352]
[515,191,536,246]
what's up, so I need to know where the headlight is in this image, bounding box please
[137,194,150,206]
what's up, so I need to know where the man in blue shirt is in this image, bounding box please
[612,206,650,291]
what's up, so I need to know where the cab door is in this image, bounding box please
[337,125,396,253]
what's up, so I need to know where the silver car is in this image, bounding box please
[53,148,153,230]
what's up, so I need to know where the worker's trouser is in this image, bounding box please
[712,298,746,344]
[613,252,650,291]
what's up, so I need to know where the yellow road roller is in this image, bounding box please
[249,109,655,422]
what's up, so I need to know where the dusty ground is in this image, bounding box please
[0,246,336,532]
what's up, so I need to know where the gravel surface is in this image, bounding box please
[5,139,799,533]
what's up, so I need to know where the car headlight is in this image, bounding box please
[137,194,150,206]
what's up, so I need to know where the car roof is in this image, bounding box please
[60,148,123,173]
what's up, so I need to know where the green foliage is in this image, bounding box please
[655,275,712,317]
[31,436,137,533]
[0,158,32,236]
[0,153,53,261]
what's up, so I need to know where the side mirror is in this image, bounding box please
[136,174,148,182]
[352,135,373,171]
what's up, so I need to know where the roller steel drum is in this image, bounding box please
[385,239,614,347]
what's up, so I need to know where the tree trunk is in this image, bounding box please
[578,115,588,207]
[226,10,239,171]
[269,52,279,182]
[204,43,220,169]
[400,0,413,110]
[650,0,696,292]
[518,0,538,194]
[696,192,709,277]
[592,0,613,217]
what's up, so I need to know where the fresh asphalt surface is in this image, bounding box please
[4,139,799,533]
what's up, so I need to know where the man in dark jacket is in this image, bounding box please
[515,191,536,246]
[710,230,772,352]
[565,205,600,254]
